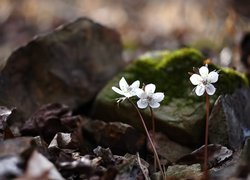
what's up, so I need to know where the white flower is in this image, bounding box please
[136,84,164,109]
[112,77,140,100]
[190,65,219,96]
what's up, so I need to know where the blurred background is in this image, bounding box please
[1,0,250,71]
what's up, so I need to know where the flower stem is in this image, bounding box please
[204,92,209,179]
[128,99,164,178]
[150,107,157,173]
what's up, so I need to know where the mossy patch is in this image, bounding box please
[107,48,247,104]
[92,48,248,146]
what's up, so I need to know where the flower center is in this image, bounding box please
[147,96,153,102]
[202,79,209,85]
[128,87,133,91]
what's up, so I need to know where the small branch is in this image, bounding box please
[136,152,150,180]
[128,99,165,178]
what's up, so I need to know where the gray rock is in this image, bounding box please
[147,132,192,163]
[92,48,248,146]
[0,17,124,119]
[241,137,250,162]
[165,164,202,179]
[82,120,146,155]
[209,88,250,150]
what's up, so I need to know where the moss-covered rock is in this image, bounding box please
[92,48,248,146]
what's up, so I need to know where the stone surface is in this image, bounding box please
[92,48,248,146]
[241,137,250,162]
[209,87,250,150]
[147,132,192,163]
[81,120,145,155]
[0,17,124,119]
[0,137,34,157]
[166,164,202,179]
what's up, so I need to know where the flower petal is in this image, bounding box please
[199,66,209,78]
[129,80,140,96]
[152,92,164,102]
[145,84,156,94]
[206,84,216,95]
[208,71,219,83]
[190,74,203,85]
[130,80,140,89]
[137,99,148,109]
[119,77,129,92]
[195,85,205,96]
[136,88,146,98]
[112,86,125,96]
[149,102,160,108]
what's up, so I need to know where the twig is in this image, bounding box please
[136,152,150,180]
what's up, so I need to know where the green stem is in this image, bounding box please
[204,92,209,179]
[150,107,157,173]
[128,99,164,178]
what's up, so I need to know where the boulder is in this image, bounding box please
[209,88,250,150]
[0,17,124,119]
[241,137,250,163]
[92,48,248,146]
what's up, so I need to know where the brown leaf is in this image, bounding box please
[21,103,80,143]
[176,144,233,169]
[93,146,115,166]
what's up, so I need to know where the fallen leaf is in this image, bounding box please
[19,150,64,180]
[21,103,80,143]
[93,146,115,166]
[176,144,233,170]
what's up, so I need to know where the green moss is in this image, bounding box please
[110,48,248,104]
[112,48,205,104]
[166,164,202,178]
[217,67,248,94]
[93,48,248,146]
